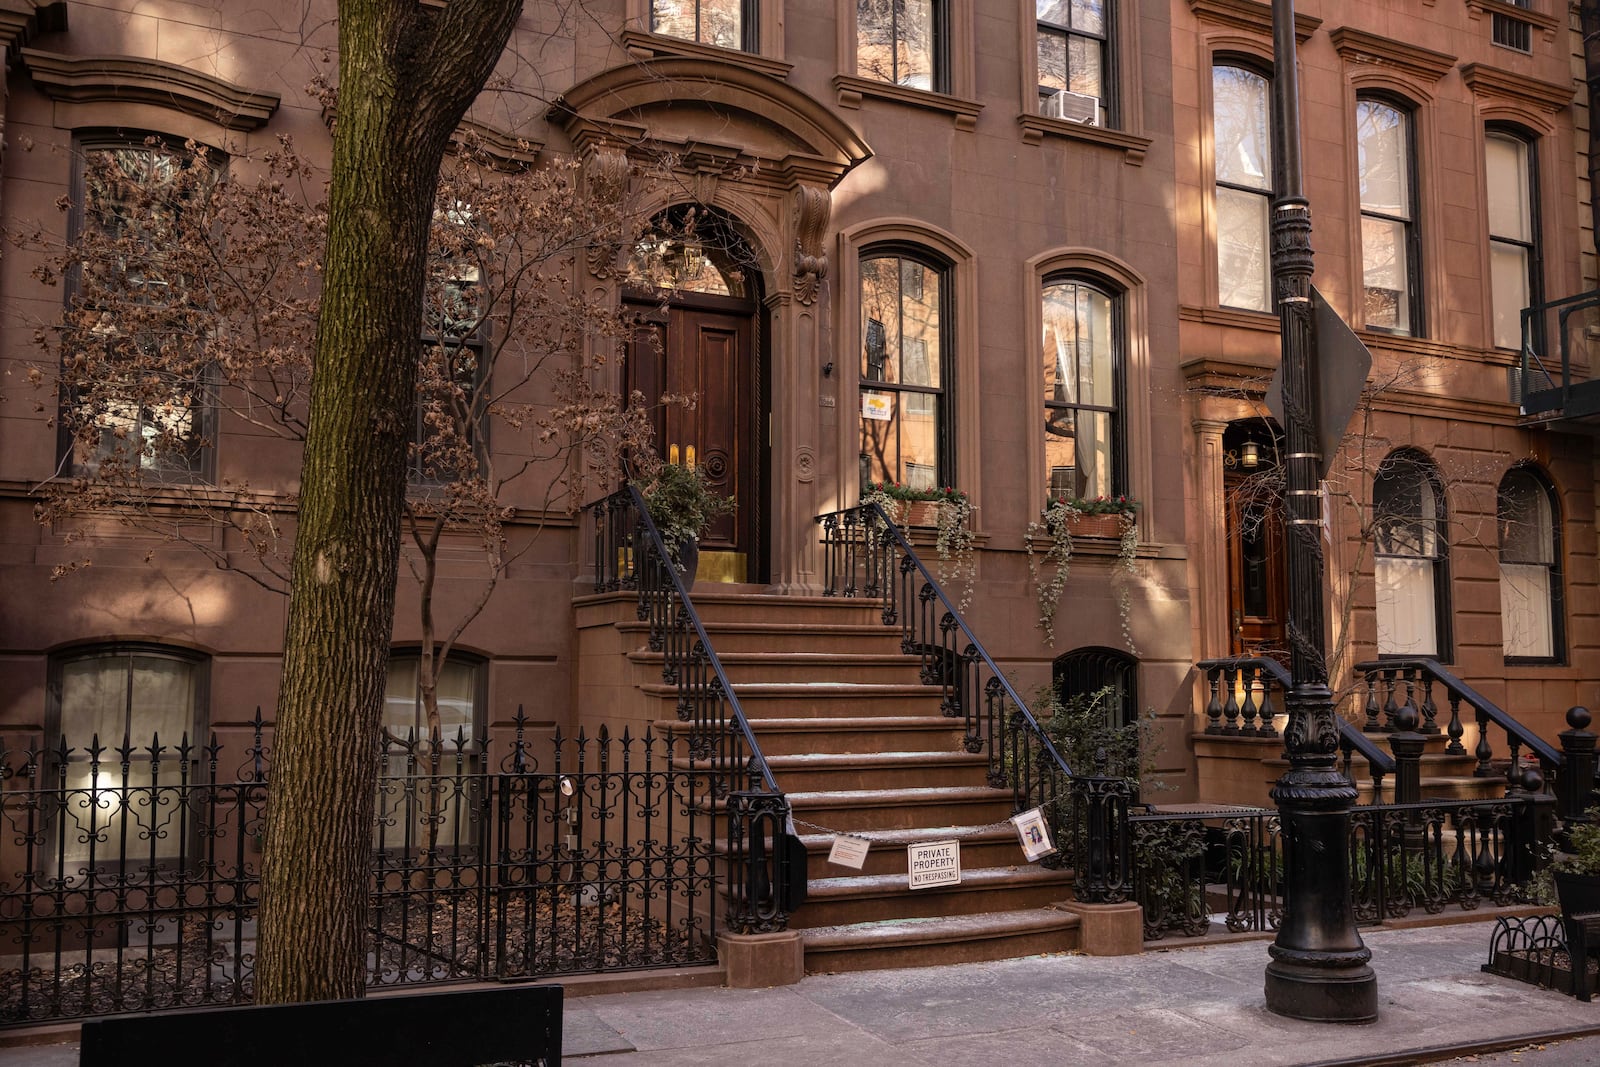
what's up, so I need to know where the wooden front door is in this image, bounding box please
[626,295,755,559]
[1226,474,1288,659]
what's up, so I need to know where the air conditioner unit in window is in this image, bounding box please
[1044,89,1101,126]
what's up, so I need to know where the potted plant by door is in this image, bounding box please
[1553,811,1600,918]
[632,461,735,587]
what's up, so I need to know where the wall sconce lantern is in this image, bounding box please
[1242,441,1261,469]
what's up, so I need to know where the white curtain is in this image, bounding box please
[1375,556,1437,656]
[1500,562,1553,659]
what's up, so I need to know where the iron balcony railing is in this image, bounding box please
[813,504,1130,899]
[589,484,802,933]
[1519,288,1600,420]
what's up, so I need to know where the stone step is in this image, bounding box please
[678,593,891,626]
[790,865,1075,928]
[786,786,1014,832]
[797,824,1024,880]
[767,750,990,793]
[1356,775,1510,803]
[799,908,1081,973]
[744,716,969,756]
[617,620,904,656]
[716,683,948,719]
[630,650,929,686]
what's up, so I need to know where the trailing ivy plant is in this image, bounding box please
[1024,495,1139,649]
[860,481,978,612]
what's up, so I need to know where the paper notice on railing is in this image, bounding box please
[1011,807,1057,862]
[828,835,871,870]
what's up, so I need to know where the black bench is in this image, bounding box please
[78,985,563,1067]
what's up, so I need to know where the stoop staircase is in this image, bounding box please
[609,588,1081,973]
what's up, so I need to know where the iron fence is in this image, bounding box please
[0,715,731,1026]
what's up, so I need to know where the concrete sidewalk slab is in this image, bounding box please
[1,921,1595,1066]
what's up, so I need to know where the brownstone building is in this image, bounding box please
[0,0,1595,968]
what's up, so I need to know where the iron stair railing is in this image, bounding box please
[590,485,803,932]
[815,503,1131,902]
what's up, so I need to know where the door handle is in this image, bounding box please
[1233,610,1243,638]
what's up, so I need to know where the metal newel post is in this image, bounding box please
[1262,0,1378,1022]
[1388,705,1424,807]
[1558,706,1596,843]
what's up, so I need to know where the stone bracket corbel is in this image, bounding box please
[791,182,830,306]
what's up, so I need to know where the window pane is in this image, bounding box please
[1216,187,1271,312]
[1500,562,1553,658]
[1498,471,1552,564]
[1490,241,1529,350]
[1037,30,1068,93]
[1068,35,1103,99]
[385,659,422,739]
[901,260,941,386]
[60,656,128,746]
[1042,283,1079,404]
[900,393,940,490]
[1376,556,1438,656]
[1361,215,1409,332]
[1037,0,1070,26]
[861,258,902,382]
[1080,285,1114,407]
[1076,410,1114,497]
[1072,0,1105,37]
[859,389,900,485]
[129,656,198,745]
[1485,134,1530,242]
[1213,67,1271,190]
[900,0,936,89]
[858,0,896,82]
[651,0,695,38]
[1357,101,1408,216]
[701,0,741,47]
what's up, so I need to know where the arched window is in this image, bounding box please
[49,643,208,868]
[1042,276,1123,499]
[1498,467,1562,662]
[1213,62,1273,312]
[859,248,953,492]
[378,652,487,856]
[1053,646,1138,727]
[1356,97,1422,335]
[1373,452,1450,658]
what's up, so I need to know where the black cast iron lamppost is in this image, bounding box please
[1263,0,1379,1022]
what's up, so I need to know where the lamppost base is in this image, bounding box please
[1264,957,1378,1023]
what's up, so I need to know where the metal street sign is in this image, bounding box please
[1264,285,1373,479]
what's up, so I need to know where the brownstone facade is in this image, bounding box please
[0,0,1593,804]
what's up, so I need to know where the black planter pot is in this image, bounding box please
[1555,870,1600,917]
[674,538,699,590]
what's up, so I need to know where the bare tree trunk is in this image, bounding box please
[256,0,522,1005]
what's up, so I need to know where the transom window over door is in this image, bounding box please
[1373,453,1449,658]
[1042,277,1122,500]
[1213,64,1273,312]
[1498,467,1561,661]
[1485,130,1541,351]
[652,0,750,50]
[1357,99,1421,334]
[1036,0,1108,123]
[859,252,950,492]
[858,0,944,91]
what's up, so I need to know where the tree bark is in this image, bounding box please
[256,0,522,1005]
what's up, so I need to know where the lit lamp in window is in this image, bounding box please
[1242,441,1260,470]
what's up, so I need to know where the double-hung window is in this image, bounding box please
[1498,467,1561,662]
[1042,277,1122,499]
[1485,129,1541,351]
[1373,452,1449,658]
[1036,0,1109,124]
[1356,99,1422,334]
[63,138,217,481]
[1213,64,1273,313]
[377,654,486,857]
[857,0,944,91]
[859,251,952,493]
[413,208,489,487]
[651,0,752,50]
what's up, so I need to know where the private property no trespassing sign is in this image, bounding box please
[907,840,961,889]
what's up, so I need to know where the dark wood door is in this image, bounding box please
[1226,475,1288,659]
[626,299,753,555]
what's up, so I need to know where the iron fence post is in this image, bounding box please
[1072,775,1132,905]
[1558,707,1596,849]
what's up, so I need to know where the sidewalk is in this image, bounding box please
[3,920,1596,1066]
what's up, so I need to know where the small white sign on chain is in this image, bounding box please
[827,834,871,870]
[907,840,961,889]
[1010,807,1057,862]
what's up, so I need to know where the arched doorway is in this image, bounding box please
[624,209,765,582]
[1223,419,1286,659]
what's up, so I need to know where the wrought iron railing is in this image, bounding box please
[1197,656,1395,797]
[590,484,801,932]
[1354,658,1562,794]
[814,505,1106,892]
[0,713,725,1025]
[1131,794,1543,941]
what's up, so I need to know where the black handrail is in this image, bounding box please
[811,504,1122,895]
[1197,655,1394,781]
[1354,657,1562,773]
[589,485,799,931]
